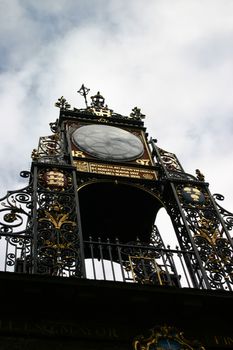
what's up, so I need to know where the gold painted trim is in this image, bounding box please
[77,179,166,208]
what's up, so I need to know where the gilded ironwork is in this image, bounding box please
[88,91,113,117]
[175,183,233,289]
[127,256,164,285]
[182,187,205,205]
[37,200,79,276]
[136,159,150,166]
[1,89,233,292]
[157,148,183,172]
[39,202,76,230]
[121,227,180,286]
[38,168,71,191]
[36,167,81,276]
[177,185,211,209]
[35,133,65,164]
[133,325,206,350]
[0,165,83,276]
[42,170,69,190]
[150,140,233,294]
[195,215,221,245]
[72,150,86,158]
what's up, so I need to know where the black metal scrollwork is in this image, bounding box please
[213,193,233,231]
[0,174,33,272]
[175,186,233,290]
[36,168,81,277]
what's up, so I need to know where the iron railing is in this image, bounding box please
[2,232,232,290]
[0,171,233,291]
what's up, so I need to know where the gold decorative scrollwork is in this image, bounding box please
[39,202,76,230]
[34,133,63,162]
[159,148,182,171]
[195,215,222,245]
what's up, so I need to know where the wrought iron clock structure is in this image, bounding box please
[0,86,233,349]
[1,87,233,290]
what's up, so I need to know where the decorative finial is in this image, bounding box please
[31,149,40,161]
[88,91,112,118]
[55,96,71,110]
[49,119,59,133]
[91,91,105,108]
[130,107,145,120]
[77,84,90,108]
[196,169,205,181]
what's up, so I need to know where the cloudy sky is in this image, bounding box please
[0,0,233,214]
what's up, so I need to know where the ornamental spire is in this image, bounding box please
[77,84,90,108]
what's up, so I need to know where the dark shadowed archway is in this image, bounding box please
[78,181,163,243]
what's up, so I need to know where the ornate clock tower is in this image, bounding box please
[0,85,233,350]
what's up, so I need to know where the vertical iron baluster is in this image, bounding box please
[138,241,148,283]
[141,256,149,283]
[195,265,205,289]
[28,238,33,274]
[166,245,182,288]
[4,239,9,272]
[116,238,126,282]
[98,237,106,280]
[107,238,116,281]
[188,252,207,289]
[89,236,96,280]
[176,247,191,288]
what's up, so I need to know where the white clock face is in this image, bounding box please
[72,124,144,161]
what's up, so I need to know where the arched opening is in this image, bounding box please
[78,181,166,283]
[78,182,194,287]
[78,181,163,243]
